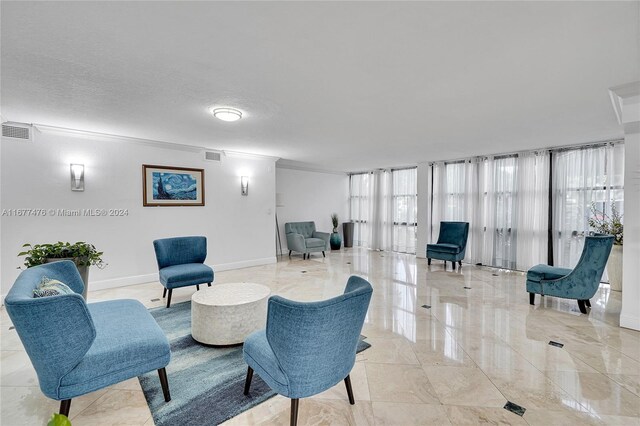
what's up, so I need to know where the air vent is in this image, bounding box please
[205,151,221,161]
[2,123,32,141]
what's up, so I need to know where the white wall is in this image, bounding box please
[275,166,349,254]
[1,128,277,295]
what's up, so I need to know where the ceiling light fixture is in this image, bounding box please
[211,107,242,122]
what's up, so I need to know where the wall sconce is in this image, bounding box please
[70,164,85,191]
[241,176,249,196]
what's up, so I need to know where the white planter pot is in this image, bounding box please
[607,245,623,292]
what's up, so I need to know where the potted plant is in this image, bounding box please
[18,241,106,299]
[589,202,623,291]
[330,213,342,250]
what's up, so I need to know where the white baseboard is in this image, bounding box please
[90,273,159,292]
[212,257,276,272]
[620,314,640,331]
[88,257,277,292]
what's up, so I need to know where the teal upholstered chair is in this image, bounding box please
[242,275,373,426]
[285,221,330,259]
[427,221,470,269]
[527,234,614,314]
[153,236,214,307]
[4,261,171,417]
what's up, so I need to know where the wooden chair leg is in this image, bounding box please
[158,367,171,402]
[59,399,71,417]
[163,288,167,298]
[166,289,173,308]
[577,300,588,314]
[344,374,355,405]
[290,399,299,426]
[529,292,535,305]
[244,366,253,395]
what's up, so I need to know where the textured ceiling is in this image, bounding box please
[2,1,638,171]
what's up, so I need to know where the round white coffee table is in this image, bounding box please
[191,282,271,345]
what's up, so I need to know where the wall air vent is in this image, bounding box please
[205,151,222,161]
[2,123,32,141]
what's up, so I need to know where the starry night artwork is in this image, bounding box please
[143,165,205,206]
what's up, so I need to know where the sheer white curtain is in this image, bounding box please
[516,151,550,270]
[350,168,417,253]
[429,151,550,270]
[350,173,371,247]
[430,160,483,264]
[553,144,625,270]
[392,168,417,254]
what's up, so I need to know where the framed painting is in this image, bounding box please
[142,165,205,206]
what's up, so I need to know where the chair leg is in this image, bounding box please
[322,251,325,258]
[196,285,200,291]
[163,288,167,298]
[344,374,355,405]
[244,366,253,395]
[458,260,462,268]
[289,250,292,257]
[208,283,212,287]
[290,399,299,426]
[303,253,306,260]
[166,289,173,308]
[529,292,535,305]
[59,399,71,417]
[427,258,431,265]
[577,300,588,314]
[585,299,591,307]
[158,367,171,402]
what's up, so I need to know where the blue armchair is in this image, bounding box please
[153,236,214,307]
[285,221,330,259]
[527,234,614,314]
[242,275,373,426]
[4,261,171,418]
[427,221,470,269]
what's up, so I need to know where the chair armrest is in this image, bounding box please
[286,233,306,252]
[312,231,330,247]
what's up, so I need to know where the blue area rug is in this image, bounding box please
[139,300,371,426]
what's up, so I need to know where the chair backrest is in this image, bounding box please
[153,236,207,269]
[4,261,96,399]
[570,234,614,293]
[437,221,470,250]
[265,275,372,398]
[284,222,316,239]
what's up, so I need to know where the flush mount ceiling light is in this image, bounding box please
[211,107,242,122]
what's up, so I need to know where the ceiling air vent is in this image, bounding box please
[205,151,221,161]
[2,123,32,141]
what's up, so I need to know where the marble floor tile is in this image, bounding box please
[365,363,440,404]
[71,389,152,425]
[423,366,506,407]
[547,371,640,417]
[371,401,451,425]
[444,405,528,425]
[358,337,420,365]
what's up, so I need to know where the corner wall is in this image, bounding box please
[275,166,349,255]
[1,128,277,295]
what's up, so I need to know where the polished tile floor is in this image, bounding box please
[2,248,639,425]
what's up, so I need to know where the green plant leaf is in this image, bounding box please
[47,413,72,426]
